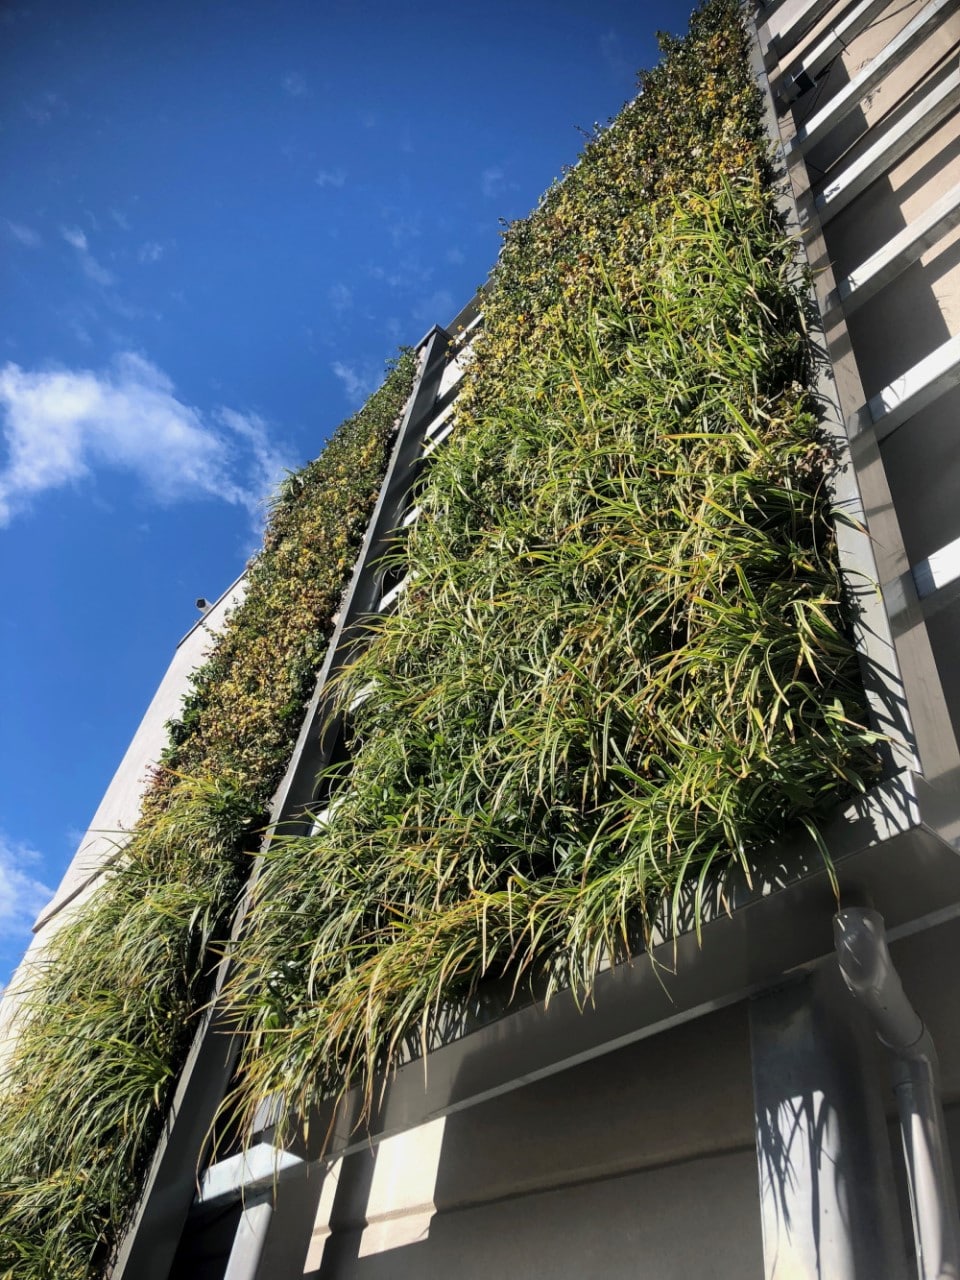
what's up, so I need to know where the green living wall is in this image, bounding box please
[227,1,878,1132]
[0,355,417,1279]
[0,1,879,1274]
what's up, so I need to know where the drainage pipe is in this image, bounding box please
[834,907,960,1280]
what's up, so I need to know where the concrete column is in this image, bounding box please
[223,1196,273,1280]
[750,966,909,1279]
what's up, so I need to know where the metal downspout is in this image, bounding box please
[835,907,960,1280]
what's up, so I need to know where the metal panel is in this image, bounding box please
[788,0,958,155]
[849,330,960,441]
[816,67,960,223]
[828,178,960,318]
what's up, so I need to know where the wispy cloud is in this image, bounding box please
[0,832,51,934]
[331,360,381,407]
[367,252,433,293]
[282,71,308,98]
[413,289,454,327]
[381,208,421,248]
[61,225,116,287]
[480,166,504,199]
[316,168,346,189]
[61,225,88,251]
[0,352,294,527]
[110,208,132,231]
[327,283,353,314]
[600,29,630,79]
[445,246,465,266]
[5,220,41,248]
[137,240,164,264]
[24,90,63,126]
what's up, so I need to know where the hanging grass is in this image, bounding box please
[0,778,250,1279]
[227,181,879,1133]
[0,354,417,1278]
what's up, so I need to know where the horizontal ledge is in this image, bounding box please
[423,400,456,440]
[250,771,960,1165]
[913,532,960,598]
[783,0,889,87]
[377,572,415,614]
[197,1144,303,1210]
[847,330,960,441]
[827,177,960,318]
[788,0,957,155]
[771,0,836,58]
[422,421,454,456]
[816,65,960,224]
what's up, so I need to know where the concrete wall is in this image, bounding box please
[0,576,245,1053]
[227,1005,763,1279]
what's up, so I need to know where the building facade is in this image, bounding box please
[4,0,960,1276]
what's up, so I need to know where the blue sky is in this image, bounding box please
[0,0,693,983]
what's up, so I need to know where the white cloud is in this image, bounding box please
[62,225,116,286]
[138,240,164,264]
[0,833,51,933]
[216,406,294,506]
[481,166,504,198]
[282,71,308,98]
[332,360,380,407]
[445,246,465,266]
[61,225,87,251]
[327,282,353,314]
[110,208,132,231]
[0,352,295,527]
[5,220,41,248]
[316,168,346,189]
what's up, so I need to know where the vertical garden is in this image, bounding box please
[0,1,879,1275]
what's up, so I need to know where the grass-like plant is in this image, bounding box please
[0,355,416,1278]
[0,778,250,1279]
[0,0,883,1270]
[226,183,879,1135]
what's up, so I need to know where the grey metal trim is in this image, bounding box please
[847,330,960,443]
[827,178,960,319]
[748,10,921,774]
[758,0,960,780]
[913,533,960,599]
[770,0,837,58]
[782,0,890,87]
[816,65,960,223]
[223,1198,273,1280]
[788,0,958,154]
[198,1145,303,1211]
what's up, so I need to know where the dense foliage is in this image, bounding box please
[0,0,882,1272]
[226,0,877,1135]
[0,354,417,1278]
